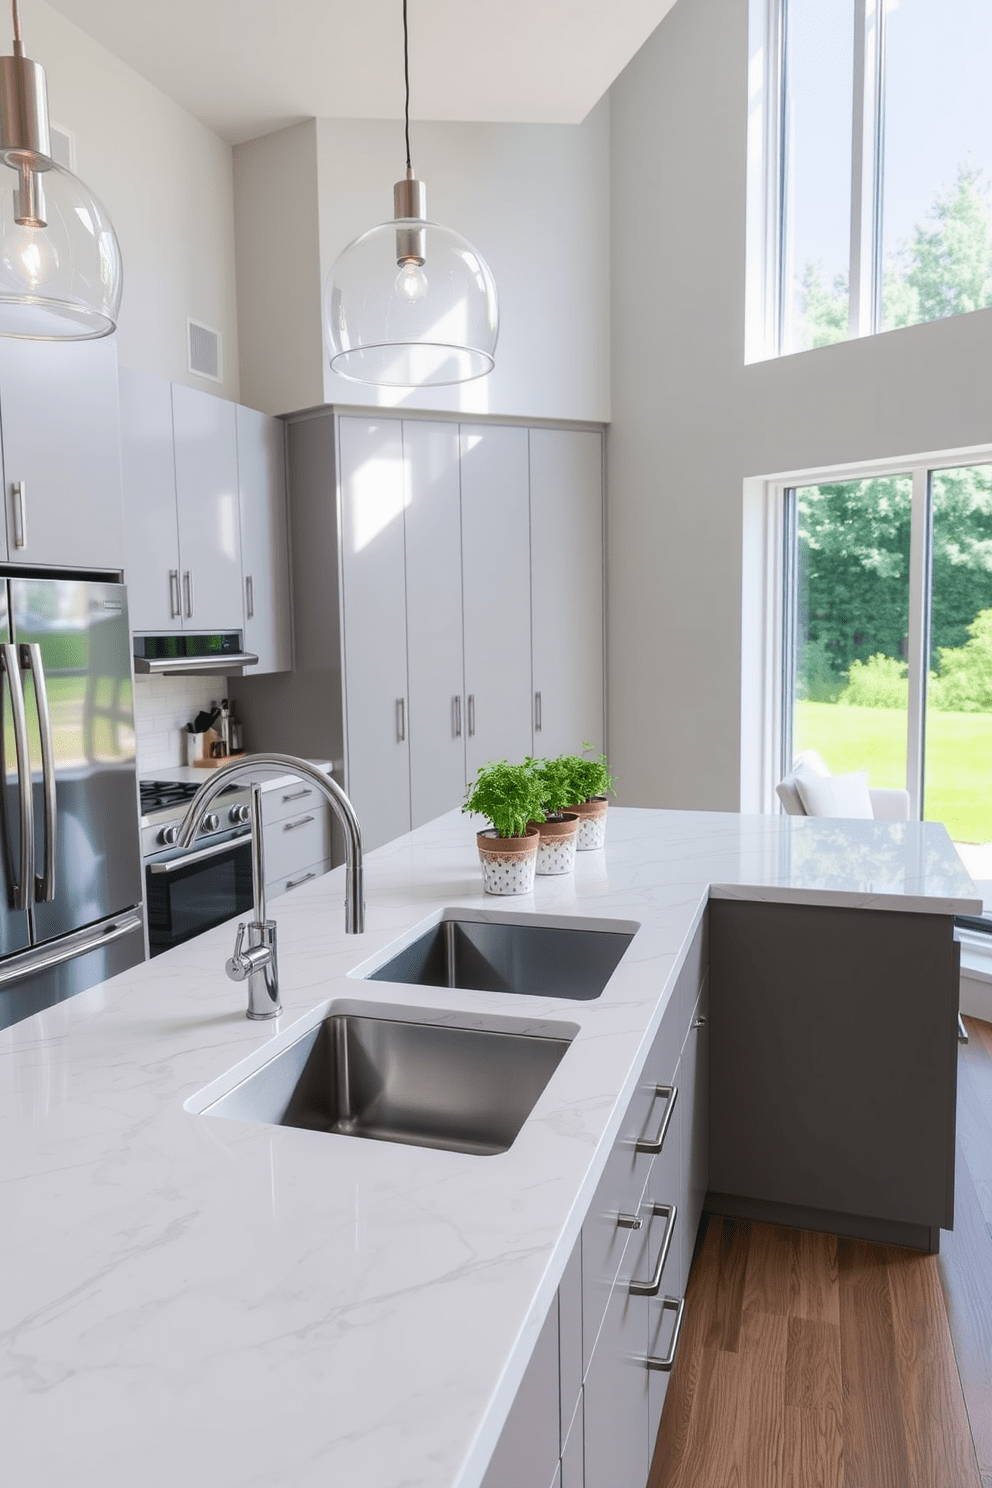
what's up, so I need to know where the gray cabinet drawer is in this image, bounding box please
[263,778,328,826]
[266,858,330,902]
[262,810,331,884]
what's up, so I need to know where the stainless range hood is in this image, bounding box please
[133,634,259,678]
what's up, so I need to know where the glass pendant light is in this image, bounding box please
[324,0,498,387]
[0,0,122,339]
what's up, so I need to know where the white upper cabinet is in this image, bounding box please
[460,423,534,779]
[339,416,411,852]
[0,339,125,570]
[236,405,291,674]
[530,428,604,759]
[119,367,182,632]
[171,384,243,632]
[404,421,467,828]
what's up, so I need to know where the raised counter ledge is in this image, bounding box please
[0,809,980,1488]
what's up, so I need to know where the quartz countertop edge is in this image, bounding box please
[0,808,980,1488]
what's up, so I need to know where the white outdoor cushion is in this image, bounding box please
[792,749,831,778]
[867,787,911,822]
[776,775,806,815]
[795,768,874,819]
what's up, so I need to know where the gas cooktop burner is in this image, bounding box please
[140,780,200,814]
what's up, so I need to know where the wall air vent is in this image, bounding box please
[49,123,75,170]
[187,318,222,382]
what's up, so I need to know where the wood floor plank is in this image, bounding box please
[739,1308,789,1488]
[783,1400,845,1488]
[791,1228,841,1326]
[886,1247,982,1488]
[700,1216,751,1354]
[938,1138,992,1485]
[784,1316,842,1413]
[836,1238,913,1488]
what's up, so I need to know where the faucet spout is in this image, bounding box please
[175,754,364,1017]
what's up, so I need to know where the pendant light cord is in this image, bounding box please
[403,0,412,172]
[11,0,23,55]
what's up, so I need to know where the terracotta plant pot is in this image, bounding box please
[528,812,580,875]
[476,827,540,895]
[566,796,609,851]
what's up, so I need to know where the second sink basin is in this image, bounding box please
[363,909,638,1002]
[195,1005,575,1156]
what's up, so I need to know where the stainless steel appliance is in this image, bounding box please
[0,573,144,1030]
[141,778,255,956]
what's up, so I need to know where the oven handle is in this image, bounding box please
[148,834,250,874]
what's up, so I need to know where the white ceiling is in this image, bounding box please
[41,0,678,144]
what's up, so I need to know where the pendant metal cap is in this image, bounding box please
[0,54,52,160]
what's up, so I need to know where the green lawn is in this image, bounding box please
[795,701,992,845]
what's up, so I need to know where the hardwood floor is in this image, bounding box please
[650,1017,992,1488]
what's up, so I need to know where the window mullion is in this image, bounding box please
[848,0,882,339]
[905,467,932,818]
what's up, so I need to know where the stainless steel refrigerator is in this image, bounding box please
[1,574,144,1030]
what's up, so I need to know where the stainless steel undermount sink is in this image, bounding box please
[190,1003,576,1156]
[361,909,639,1002]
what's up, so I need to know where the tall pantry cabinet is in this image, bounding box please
[249,408,605,853]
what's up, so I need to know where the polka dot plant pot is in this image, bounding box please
[477,828,539,895]
[530,813,579,875]
[566,796,609,851]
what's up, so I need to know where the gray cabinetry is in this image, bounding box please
[236,404,291,674]
[481,1300,561,1488]
[0,339,125,569]
[171,384,243,632]
[120,367,182,631]
[708,899,958,1252]
[261,779,332,901]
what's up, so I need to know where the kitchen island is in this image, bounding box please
[0,808,979,1488]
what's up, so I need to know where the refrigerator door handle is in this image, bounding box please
[0,910,143,988]
[0,642,35,911]
[20,643,57,903]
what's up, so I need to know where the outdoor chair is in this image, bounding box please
[776,749,911,821]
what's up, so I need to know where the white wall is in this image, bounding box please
[26,0,239,399]
[234,105,612,421]
[608,0,992,810]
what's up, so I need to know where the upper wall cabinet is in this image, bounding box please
[120,369,291,674]
[0,339,125,570]
[236,404,292,675]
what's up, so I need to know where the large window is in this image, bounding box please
[748,0,992,359]
[783,458,992,916]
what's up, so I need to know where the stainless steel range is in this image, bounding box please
[140,779,255,956]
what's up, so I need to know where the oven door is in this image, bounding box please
[145,833,254,957]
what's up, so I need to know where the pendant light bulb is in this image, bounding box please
[0,0,123,339]
[395,260,428,304]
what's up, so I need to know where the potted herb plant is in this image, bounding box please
[463,760,546,895]
[529,756,581,875]
[560,746,615,850]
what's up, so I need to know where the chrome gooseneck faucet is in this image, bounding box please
[175,754,364,1020]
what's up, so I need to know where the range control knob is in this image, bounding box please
[157,824,179,846]
[201,812,220,833]
[229,803,251,825]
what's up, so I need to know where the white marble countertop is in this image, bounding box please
[0,809,979,1488]
[141,759,335,791]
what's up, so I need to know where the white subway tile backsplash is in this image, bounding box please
[133,674,230,774]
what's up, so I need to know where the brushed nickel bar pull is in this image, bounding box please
[12,481,26,549]
[283,814,315,831]
[635,1084,678,1154]
[467,693,476,737]
[534,690,542,732]
[169,569,181,618]
[692,1014,707,1029]
[453,694,462,738]
[629,1203,677,1297]
[245,574,254,619]
[21,643,56,902]
[282,787,312,803]
[396,697,406,742]
[285,871,316,891]
[645,1295,687,1372]
[617,1213,642,1231]
[958,1013,969,1044]
[0,642,34,910]
[184,569,195,619]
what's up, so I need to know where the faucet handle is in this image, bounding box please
[226,923,248,982]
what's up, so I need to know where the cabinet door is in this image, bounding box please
[482,1299,561,1488]
[339,416,410,851]
[530,429,604,758]
[583,1225,651,1488]
[0,339,125,569]
[172,384,243,631]
[236,404,291,673]
[679,975,709,1292]
[119,368,182,632]
[404,421,467,827]
[460,424,533,777]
